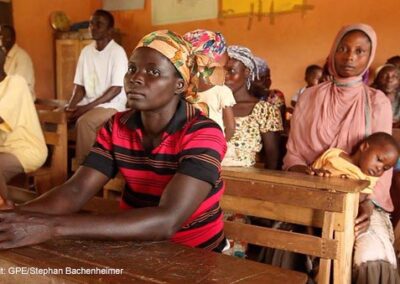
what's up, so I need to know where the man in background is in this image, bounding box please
[0,24,35,98]
[65,9,127,165]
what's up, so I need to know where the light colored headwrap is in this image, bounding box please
[227,45,257,89]
[254,56,269,79]
[135,30,193,87]
[327,23,377,85]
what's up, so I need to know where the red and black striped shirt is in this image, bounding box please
[84,99,226,250]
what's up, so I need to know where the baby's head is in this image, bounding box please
[304,65,322,87]
[355,132,399,177]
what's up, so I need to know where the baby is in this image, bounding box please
[312,132,399,194]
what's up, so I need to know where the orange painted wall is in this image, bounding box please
[112,0,400,104]
[12,0,400,102]
[12,0,101,99]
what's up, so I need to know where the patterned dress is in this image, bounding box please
[222,100,283,167]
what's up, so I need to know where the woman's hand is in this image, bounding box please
[355,199,374,237]
[288,165,331,177]
[288,165,313,174]
[0,211,56,249]
[311,167,332,177]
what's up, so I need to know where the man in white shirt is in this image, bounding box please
[66,9,128,164]
[0,25,35,97]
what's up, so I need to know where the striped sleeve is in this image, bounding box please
[177,117,227,186]
[83,116,118,178]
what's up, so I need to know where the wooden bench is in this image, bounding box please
[29,99,68,194]
[221,167,367,284]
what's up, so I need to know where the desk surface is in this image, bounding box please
[0,239,307,283]
[222,166,369,193]
[1,194,307,283]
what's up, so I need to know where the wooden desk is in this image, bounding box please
[0,194,307,284]
[0,239,307,283]
[222,167,368,284]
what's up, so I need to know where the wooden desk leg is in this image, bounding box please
[334,192,359,284]
[318,212,335,283]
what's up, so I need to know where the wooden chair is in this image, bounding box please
[28,99,68,194]
[221,167,367,284]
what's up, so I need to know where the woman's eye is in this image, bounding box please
[337,46,346,53]
[149,69,160,76]
[355,49,365,55]
[128,66,136,73]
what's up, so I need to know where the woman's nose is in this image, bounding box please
[345,51,355,62]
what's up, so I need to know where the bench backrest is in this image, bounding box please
[33,99,68,193]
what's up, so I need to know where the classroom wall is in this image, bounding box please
[12,0,400,103]
[111,0,400,104]
[12,0,101,99]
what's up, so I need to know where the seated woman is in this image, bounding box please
[284,23,398,282]
[0,30,227,252]
[0,45,47,207]
[251,57,287,126]
[222,46,283,169]
[371,64,400,127]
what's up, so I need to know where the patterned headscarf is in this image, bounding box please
[254,56,269,79]
[183,29,227,87]
[182,29,228,115]
[183,29,226,61]
[227,45,257,89]
[135,30,193,86]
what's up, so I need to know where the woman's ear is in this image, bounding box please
[244,68,250,78]
[175,78,186,94]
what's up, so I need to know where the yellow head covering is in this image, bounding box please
[135,30,193,86]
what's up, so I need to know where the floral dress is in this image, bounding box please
[222,100,283,167]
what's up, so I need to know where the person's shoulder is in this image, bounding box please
[109,40,127,55]
[6,74,27,85]
[186,106,223,135]
[114,109,134,123]
[297,82,330,104]
[256,99,279,110]
[2,75,31,98]
[212,85,234,97]
[315,148,345,163]
[80,41,97,53]
[13,45,31,59]
[323,147,344,157]
[215,84,233,93]
[368,86,391,106]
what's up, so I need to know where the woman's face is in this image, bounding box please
[124,47,184,111]
[334,30,371,78]
[224,58,248,93]
[376,66,400,94]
